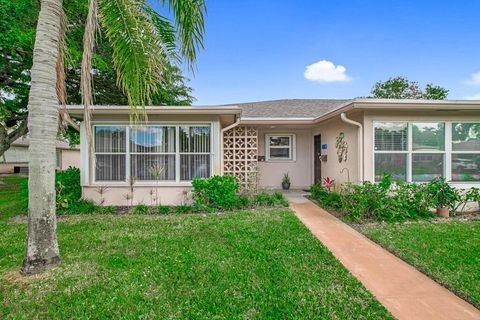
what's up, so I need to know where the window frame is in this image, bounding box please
[129,125,177,182]
[265,133,296,162]
[450,122,480,182]
[93,125,128,183]
[373,121,480,184]
[92,123,214,185]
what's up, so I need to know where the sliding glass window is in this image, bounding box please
[94,124,212,182]
[374,121,480,183]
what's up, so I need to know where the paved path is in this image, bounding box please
[289,199,480,320]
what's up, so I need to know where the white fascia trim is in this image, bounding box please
[240,117,316,125]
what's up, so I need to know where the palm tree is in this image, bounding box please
[23,0,205,275]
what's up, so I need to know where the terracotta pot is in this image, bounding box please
[436,207,449,217]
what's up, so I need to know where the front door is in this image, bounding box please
[314,134,322,183]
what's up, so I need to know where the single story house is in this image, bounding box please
[67,99,480,206]
[0,136,80,174]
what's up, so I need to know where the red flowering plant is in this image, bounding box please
[323,177,335,191]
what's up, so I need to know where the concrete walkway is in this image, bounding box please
[289,199,480,320]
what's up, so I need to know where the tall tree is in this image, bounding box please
[371,76,449,100]
[0,0,195,156]
[22,0,63,275]
[23,0,205,275]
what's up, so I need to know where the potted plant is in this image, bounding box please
[282,173,291,190]
[428,178,460,217]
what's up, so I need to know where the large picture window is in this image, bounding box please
[94,126,127,181]
[94,124,212,182]
[374,121,480,183]
[266,134,296,161]
[451,123,480,181]
[374,122,408,181]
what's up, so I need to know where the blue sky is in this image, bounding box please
[152,0,480,105]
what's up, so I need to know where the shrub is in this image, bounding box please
[63,199,97,215]
[130,204,151,215]
[390,182,434,220]
[255,192,289,207]
[235,194,254,209]
[20,167,81,212]
[55,167,82,210]
[175,205,194,214]
[310,174,458,222]
[99,206,117,214]
[272,192,289,207]
[427,178,462,212]
[157,205,173,215]
[464,187,480,210]
[255,192,275,206]
[192,175,239,210]
[61,200,117,215]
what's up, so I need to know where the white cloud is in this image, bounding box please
[464,92,480,100]
[465,71,480,86]
[304,60,352,82]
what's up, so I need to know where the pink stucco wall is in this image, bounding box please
[257,126,313,189]
[61,149,80,170]
[82,186,193,206]
[312,113,363,185]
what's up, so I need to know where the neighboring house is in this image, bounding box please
[67,99,480,205]
[0,136,80,174]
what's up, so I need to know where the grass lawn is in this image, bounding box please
[0,175,26,222]
[0,176,392,319]
[362,221,480,308]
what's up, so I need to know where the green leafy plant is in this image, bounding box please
[235,194,254,209]
[192,175,239,210]
[157,206,173,215]
[464,187,480,210]
[255,192,289,207]
[55,167,82,211]
[21,167,82,212]
[130,204,151,215]
[311,174,435,222]
[282,173,291,185]
[175,205,194,214]
[273,192,289,207]
[427,178,461,211]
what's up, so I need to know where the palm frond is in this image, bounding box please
[144,7,180,64]
[57,6,79,132]
[98,0,169,121]
[163,0,206,69]
[81,0,99,157]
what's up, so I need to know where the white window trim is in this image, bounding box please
[373,121,480,185]
[265,133,296,162]
[92,123,214,185]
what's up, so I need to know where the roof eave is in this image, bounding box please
[67,105,242,117]
[240,117,316,125]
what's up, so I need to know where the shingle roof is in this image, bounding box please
[230,99,351,118]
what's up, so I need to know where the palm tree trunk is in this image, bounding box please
[22,0,62,275]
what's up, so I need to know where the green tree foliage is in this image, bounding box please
[371,76,449,100]
[0,0,195,152]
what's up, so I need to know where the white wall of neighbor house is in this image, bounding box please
[363,110,480,187]
[2,146,29,163]
[312,113,362,185]
[257,126,313,189]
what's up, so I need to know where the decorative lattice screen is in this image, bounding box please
[223,126,258,192]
